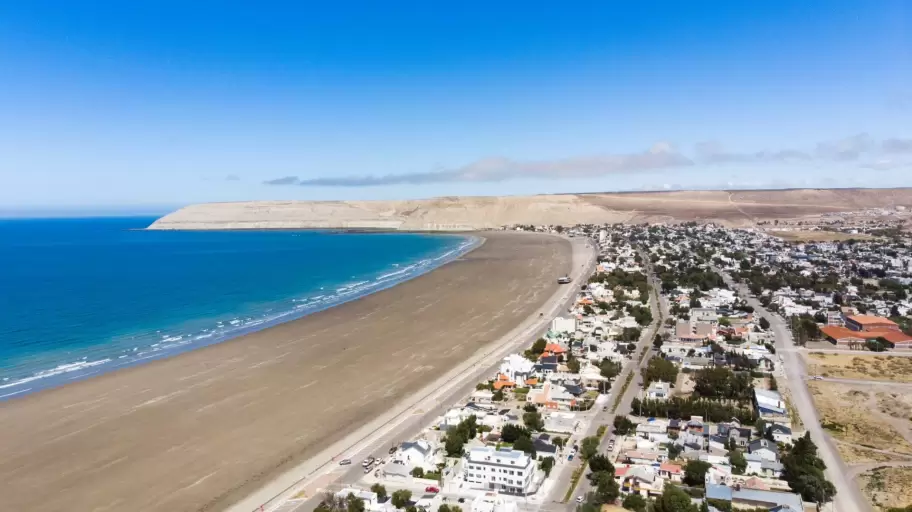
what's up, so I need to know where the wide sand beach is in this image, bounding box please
[0,231,571,512]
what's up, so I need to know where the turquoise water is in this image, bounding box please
[0,217,476,399]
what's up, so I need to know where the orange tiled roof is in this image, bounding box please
[543,343,567,354]
[525,378,539,386]
[820,325,912,343]
[847,315,898,327]
[659,463,683,474]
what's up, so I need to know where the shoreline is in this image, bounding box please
[0,231,574,512]
[0,232,481,401]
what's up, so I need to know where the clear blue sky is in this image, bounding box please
[1,1,910,210]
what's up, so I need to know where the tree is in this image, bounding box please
[410,467,424,478]
[370,484,387,501]
[512,435,536,457]
[314,493,346,512]
[346,493,366,512]
[492,388,504,401]
[580,436,600,460]
[690,295,702,309]
[531,338,547,355]
[501,424,531,443]
[588,454,614,473]
[445,434,466,457]
[567,356,581,374]
[391,490,412,510]
[683,460,712,486]
[553,436,565,450]
[759,317,770,330]
[653,484,699,512]
[613,415,635,435]
[728,449,746,475]
[600,359,622,380]
[643,356,679,385]
[539,456,555,476]
[523,410,544,431]
[590,470,620,505]
[622,493,647,512]
[653,335,664,350]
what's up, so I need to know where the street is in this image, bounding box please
[718,271,871,512]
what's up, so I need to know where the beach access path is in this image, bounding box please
[0,231,575,512]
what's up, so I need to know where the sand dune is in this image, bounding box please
[148,188,912,231]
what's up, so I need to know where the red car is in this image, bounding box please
[425,486,440,493]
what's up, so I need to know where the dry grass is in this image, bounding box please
[858,466,912,511]
[674,372,695,397]
[768,230,876,242]
[877,392,912,421]
[808,381,912,455]
[807,353,912,383]
[839,443,909,464]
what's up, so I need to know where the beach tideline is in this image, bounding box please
[0,231,570,512]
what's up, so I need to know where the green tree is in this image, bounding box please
[539,456,556,476]
[410,467,425,478]
[391,490,412,509]
[580,436,600,460]
[728,449,746,475]
[683,460,712,486]
[370,484,387,501]
[642,356,679,385]
[501,424,531,443]
[531,338,547,355]
[653,484,698,512]
[553,437,565,449]
[600,359,622,380]
[346,493,366,512]
[567,356,581,374]
[588,454,614,474]
[512,435,536,457]
[590,470,620,505]
[653,335,664,350]
[622,493,647,512]
[613,415,635,435]
[523,410,545,431]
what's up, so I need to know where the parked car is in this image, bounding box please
[361,457,375,467]
[425,486,440,493]
[457,498,465,503]
[568,454,574,461]
[339,459,352,466]
[576,496,584,503]
[363,465,373,473]
[388,446,398,454]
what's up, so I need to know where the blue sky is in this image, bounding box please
[0,1,910,210]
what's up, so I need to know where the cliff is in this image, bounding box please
[148,188,912,231]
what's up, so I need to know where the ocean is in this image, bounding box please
[0,217,477,399]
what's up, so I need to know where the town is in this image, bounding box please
[291,219,912,512]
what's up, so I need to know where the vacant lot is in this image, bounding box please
[858,466,912,511]
[807,353,912,383]
[808,381,912,458]
[768,230,876,242]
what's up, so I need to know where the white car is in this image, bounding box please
[576,496,584,504]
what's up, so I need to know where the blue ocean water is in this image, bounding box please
[0,217,477,399]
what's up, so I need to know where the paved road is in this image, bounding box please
[814,376,912,388]
[265,236,600,512]
[718,271,871,512]
[546,254,665,510]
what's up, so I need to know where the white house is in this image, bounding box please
[748,439,779,462]
[463,447,535,495]
[499,354,535,383]
[398,439,434,467]
[646,381,671,401]
[335,488,380,511]
[551,316,577,334]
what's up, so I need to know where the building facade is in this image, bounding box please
[463,447,534,495]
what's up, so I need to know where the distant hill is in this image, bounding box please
[147,188,912,231]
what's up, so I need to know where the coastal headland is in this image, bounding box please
[148,187,912,231]
[0,231,572,512]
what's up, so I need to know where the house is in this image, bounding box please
[617,465,664,497]
[551,316,577,334]
[658,462,684,483]
[335,488,380,511]
[675,432,705,453]
[543,412,579,434]
[499,354,535,383]
[705,484,803,511]
[623,450,665,465]
[492,374,516,391]
[471,390,495,403]
[470,492,520,512]
[463,447,535,495]
[682,357,711,370]
[745,452,785,478]
[767,423,793,443]
[748,439,779,462]
[645,381,671,400]
[692,308,719,324]
[398,439,435,467]
[541,343,568,359]
[754,388,786,417]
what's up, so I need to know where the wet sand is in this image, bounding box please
[0,231,571,512]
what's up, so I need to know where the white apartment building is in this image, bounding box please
[463,447,534,495]
[551,316,577,334]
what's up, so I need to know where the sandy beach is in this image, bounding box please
[0,231,571,512]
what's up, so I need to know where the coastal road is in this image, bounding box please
[237,234,599,512]
[718,271,870,512]
[545,253,665,510]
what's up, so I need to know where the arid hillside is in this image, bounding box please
[148,188,912,230]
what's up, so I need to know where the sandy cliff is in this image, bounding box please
[148,188,912,230]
